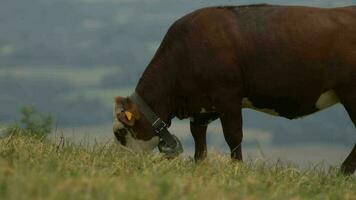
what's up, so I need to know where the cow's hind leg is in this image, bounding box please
[337,87,356,175]
[190,121,208,161]
[342,144,356,175]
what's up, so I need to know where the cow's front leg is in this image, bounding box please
[190,121,208,161]
[220,106,243,161]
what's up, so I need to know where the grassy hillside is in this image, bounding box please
[0,134,355,200]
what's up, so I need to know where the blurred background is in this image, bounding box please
[0,0,355,167]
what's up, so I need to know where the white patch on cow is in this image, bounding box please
[200,108,207,113]
[125,133,160,152]
[113,101,159,152]
[242,98,280,116]
[316,90,339,110]
[113,117,125,133]
[113,102,125,133]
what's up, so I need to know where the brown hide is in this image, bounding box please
[118,5,356,174]
[137,5,356,120]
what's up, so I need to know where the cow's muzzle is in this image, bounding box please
[158,134,183,158]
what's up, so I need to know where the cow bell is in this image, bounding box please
[158,134,183,158]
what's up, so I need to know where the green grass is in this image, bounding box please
[0,134,355,200]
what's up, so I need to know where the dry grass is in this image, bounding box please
[0,134,355,200]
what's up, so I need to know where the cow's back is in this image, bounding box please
[145,5,356,119]
[226,5,356,118]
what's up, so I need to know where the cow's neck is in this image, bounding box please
[135,63,175,125]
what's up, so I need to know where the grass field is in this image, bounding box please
[0,134,355,200]
[55,123,351,169]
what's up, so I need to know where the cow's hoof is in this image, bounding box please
[194,152,207,162]
[340,164,355,175]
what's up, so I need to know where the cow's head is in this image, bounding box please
[113,96,160,152]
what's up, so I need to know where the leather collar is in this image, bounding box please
[129,92,183,157]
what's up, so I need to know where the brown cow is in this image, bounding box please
[113,4,356,174]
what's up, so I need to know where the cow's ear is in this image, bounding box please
[115,97,140,126]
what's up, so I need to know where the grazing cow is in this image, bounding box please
[113,4,356,174]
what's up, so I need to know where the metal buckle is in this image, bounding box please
[152,118,167,134]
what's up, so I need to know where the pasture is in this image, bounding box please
[2,1,356,199]
[0,134,355,200]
